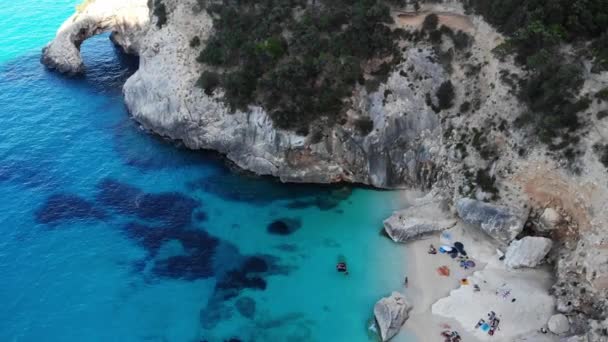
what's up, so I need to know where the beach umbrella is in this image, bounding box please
[439,245,453,253]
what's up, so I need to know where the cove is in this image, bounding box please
[0,1,410,341]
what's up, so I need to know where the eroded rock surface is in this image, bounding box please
[548,314,570,335]
[374,291,412,341]
[41,0,148,74]
[383,198,456,242]
[504,236,553,269]
[456,198,527,244]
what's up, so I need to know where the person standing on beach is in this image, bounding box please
[404,276,408,287]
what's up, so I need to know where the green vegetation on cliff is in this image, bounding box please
[464,0,607,152]
[195,0,406,133]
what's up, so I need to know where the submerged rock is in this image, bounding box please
[373,292,412,341]
[456,198,527,244]
[548,314,570,335]
[504,236,553,269]
[383,199,456,242]
[235,296,256,319]
[36,193,106,224]
[267,218,301,236]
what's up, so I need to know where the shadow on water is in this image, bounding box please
[78,32,139,94]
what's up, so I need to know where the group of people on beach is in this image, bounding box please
[440,329,462,342]
[475,311,501,336]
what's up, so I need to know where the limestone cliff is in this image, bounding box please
[42,0,608,339]
[122,0,443,188]
[41,0,149,74]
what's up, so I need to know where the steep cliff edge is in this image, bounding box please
[42,0,608,339]
[41,0,149,74]
[123,0,444,188]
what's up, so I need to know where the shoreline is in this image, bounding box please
[395,222,558,342]
[402,231,481,342]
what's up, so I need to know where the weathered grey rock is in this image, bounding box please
[374,292,412,341]
[504,236,553,268]
[562,336,588,342]
[456,198,527,244]
[548,314,570,335]
[383,199,456,242]
[122,0,447,189]
[41,0,148,75]
[384,216,457,242]
[553,234,608,322]
[539,208,561,232]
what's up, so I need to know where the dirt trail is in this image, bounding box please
[512,163,594,238]
[394,11,475,33]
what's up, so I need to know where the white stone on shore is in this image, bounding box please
[374,291,412,341]
[539,208,561,231]
[547,314,570,335]
[504,236,553,269]
[383,200,456,242]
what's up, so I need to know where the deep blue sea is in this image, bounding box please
[0,1,411,341]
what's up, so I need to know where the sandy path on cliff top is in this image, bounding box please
[394,11,475,33]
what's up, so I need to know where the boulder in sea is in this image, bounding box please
[267,218,302,235]
[548,314,570,335]
[373,291,412,341]
[235,296,256,319]
[456,198,527,244]
[504,236,553,269]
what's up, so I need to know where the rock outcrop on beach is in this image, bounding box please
[41,0,148,74]
[456,199,527,245]
[548,314,570,335]
[374,291,412,341]
[504,237,553,269]
[383,198,456,242]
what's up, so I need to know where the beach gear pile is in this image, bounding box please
[440,329,462,342]
[434,232,476,270]
[437,265,451,276]
[475,311,501,336]
[495,283,512,299]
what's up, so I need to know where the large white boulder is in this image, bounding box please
[547,314,570,335]
[539,208,561,232]
[383,200,456,242]
[504,236,553,269]
[374,292,412,341]
[456,198,527,244]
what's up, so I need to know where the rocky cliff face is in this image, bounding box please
[122,0,446,188]
[41,0,149,74]
[43,0,608,339]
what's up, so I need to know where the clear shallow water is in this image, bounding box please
[0,2,411,341]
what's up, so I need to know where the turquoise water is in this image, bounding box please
[0,2,411,341]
